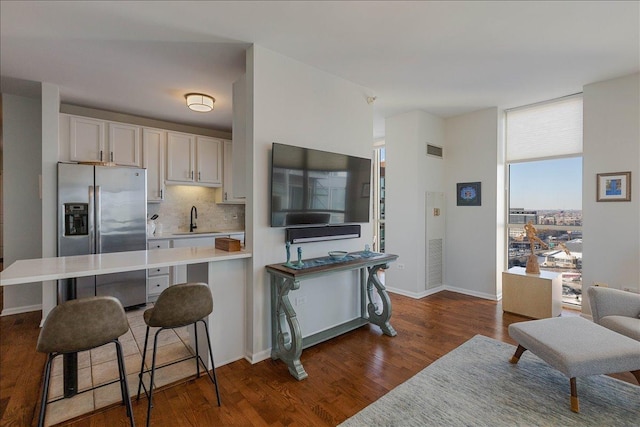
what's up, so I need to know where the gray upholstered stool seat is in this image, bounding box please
[36,296,135,427]
[508,316,640,413]
[136,282,220,427]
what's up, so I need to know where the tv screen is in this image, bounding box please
[270,143,371,227]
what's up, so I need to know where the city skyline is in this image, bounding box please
[509,157,582,210]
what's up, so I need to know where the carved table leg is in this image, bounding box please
[365,264,397,336]
[270,275,307,380]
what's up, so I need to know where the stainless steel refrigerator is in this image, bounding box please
[57,162,147,308]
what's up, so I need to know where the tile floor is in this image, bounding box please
[44,304,198,426]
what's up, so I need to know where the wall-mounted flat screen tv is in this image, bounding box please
[270,143,371,227]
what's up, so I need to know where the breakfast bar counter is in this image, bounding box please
[0,246,250,286]
[1,246,251,398]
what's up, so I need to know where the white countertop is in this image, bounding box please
[149,230,245,240]
[0,246,252,286]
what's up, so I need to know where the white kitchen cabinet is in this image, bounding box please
[196,136,222,185]
[218,139,246,204]
[148,274,170,301]
[69,116,106,163]
[108,122,141,166]
[166,131,195,183]
[166,132,222,187]
[143,128,166,202]
[147,239,171,302]
[67,115,142,166]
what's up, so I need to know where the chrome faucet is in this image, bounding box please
[189,206,198,232]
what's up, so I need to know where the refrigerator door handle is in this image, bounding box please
[95,185,102,253]
[88,186,96,254]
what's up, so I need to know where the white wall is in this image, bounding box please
[40,83,60,320]
[582,73,640,308]
[245,45,374,361]
[385,111,445,297]
[2,93,43,314]
[443,108,501,300]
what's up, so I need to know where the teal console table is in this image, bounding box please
[266,251,399,380]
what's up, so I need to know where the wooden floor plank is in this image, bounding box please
[0,291,635,426]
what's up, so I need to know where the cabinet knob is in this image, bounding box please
[156,284,160,287]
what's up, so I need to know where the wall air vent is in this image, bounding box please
[426,143,443,158]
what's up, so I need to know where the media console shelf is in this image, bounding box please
[266,251,398,380]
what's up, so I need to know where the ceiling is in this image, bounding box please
[1,1,638,140]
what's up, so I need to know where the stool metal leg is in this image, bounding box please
[145,328,163,427]
[136,326,151,400]
[200,319,221,406]
[194,321,200,379]
[114,340,135,426]
[37,353,56,427]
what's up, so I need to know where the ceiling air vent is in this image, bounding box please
[426,143,443,158]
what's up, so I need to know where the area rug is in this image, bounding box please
[339,335,639,427]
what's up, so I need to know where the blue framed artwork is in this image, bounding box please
[596,171,631,202]
[457,182,481,206]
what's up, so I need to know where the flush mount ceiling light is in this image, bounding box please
[185,93,215,112]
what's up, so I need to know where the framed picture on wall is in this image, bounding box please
[596,171,631,202]
[456,182,481,206]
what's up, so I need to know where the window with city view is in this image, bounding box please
[505,95,583,307]
[508,158,583,306]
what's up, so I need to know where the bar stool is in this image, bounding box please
[36,296,135,427]
[136,282,220,427]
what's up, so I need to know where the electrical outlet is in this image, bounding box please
[397,264,405,270]
[295,296,307,306]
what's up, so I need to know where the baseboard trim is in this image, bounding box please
[1,304,42,317]
[386,285,445,299]
[386,285,499,301]
[246,349,273,365]
[442,285,500,301]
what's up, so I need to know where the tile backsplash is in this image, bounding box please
[147,185,244,235]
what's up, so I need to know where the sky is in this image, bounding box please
[509,157,582,210]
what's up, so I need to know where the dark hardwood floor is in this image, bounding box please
[1,291,635,426]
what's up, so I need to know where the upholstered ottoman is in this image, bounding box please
[508,317,640,412]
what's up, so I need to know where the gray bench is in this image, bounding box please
[508,316,640,412]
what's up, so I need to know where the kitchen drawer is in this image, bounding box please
[148,266,170,276]
[148,275,169,296]
[148,240,170,250]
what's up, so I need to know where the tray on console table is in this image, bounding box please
[266,251,399,380]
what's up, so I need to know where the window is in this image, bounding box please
[505,95,583,307]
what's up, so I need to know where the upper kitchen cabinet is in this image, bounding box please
[166,131,194,183]
[143,128,165,202]
[196,136,223,185]
[217,139,246,204]
[166,132,222,187]
[68,116,105,162]
[62,115,142,167]
[108,122,142,166]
